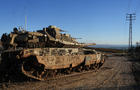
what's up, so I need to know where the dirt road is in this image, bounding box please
[1,56,140,90]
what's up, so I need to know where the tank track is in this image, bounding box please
[21,58,105,81]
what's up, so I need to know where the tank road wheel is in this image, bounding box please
[46,70,57,78]
[77,66,83,72]
[100,56,105,67]
[89,64,94,69]
[65,69,71,74]
[97,63,100,69]
[72,66,83,72]
[93,63,97,71]
[85,65,90,71]
[21,56,47,81]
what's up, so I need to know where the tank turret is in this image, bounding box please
[1,25,96,50]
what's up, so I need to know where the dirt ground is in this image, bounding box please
[1,56,140,90]
[132,59,140,87]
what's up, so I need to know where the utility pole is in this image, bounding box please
[126,13,136,49]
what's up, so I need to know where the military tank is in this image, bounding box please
[0,25,105,81]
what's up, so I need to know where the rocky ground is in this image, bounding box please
[0,55,140,90]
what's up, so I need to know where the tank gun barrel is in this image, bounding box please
[60,29,67,32]
[81,43,96,47]
[73,38,82,39]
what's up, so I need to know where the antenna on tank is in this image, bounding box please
[25,16,27,31]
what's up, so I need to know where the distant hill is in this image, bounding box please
[89,44,128,50]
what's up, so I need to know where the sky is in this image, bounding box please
[0,0,140,45]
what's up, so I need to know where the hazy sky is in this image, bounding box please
[0,0,139,45]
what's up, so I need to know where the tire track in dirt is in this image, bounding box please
[62,56,137,90]
[80,56,122,88]
[96,59,122,88]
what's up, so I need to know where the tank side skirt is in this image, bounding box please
[35,54,97,69]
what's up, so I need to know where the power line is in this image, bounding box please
[135,0,140,14]
[127,0,138,13]
[127,0,132,13]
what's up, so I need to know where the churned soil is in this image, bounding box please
[0,56,140,90]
